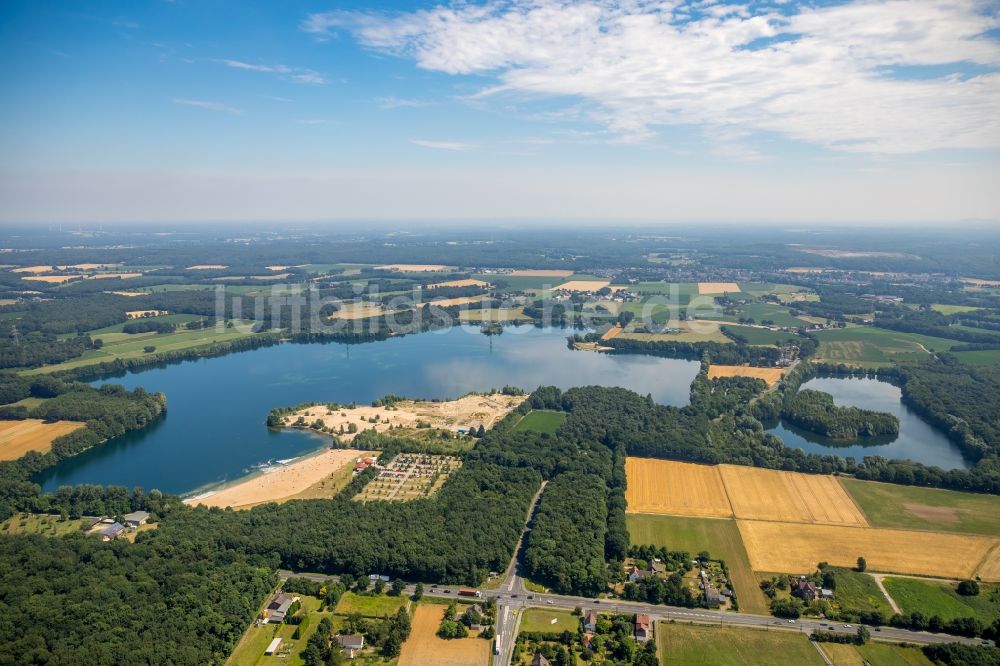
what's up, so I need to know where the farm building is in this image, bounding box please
[264,637,282,656]
[97,522,125,541]
[704,585,725,607]
[336,634,365,658]
[635,614,652,641]
[264,592,297,623]
[122,510,149,528]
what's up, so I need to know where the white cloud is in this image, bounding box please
[306,0,1000,155]
[171,98,243,114]
[409,138,474,150]
[218,59,328,85]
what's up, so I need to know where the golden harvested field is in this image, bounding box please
[0,419,84,460]
[698,282,741,294]
[57,263,119,270]
[376,263,451,272]
[600,324,624,341]
[707,364,786,387]
[186,264,228,270]
[265,265,289,271]
[427,295,487,308]
[718,465,869,526]
[429,278,489,288]
[961,278,1000,287]
[509,269,573,277]
[625,458,733,517]
[106,290,143,297]
[11,265,54,273]
[554,280,610,292]
[737,520,1000,579]
[399,605,490,666]
[973,544,1000,580]
[22,275,79,283]
[328,302,386,320]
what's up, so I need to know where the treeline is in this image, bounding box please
[521,472,609,596]
[0,533,275,665]
[780,389,899,440]
[122,319,176,334]
[0,331,98,370]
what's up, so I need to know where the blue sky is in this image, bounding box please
[1,0,999,223]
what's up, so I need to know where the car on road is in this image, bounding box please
[546,600,553,605]
[843,624,852,629]
[788,619,796,624]
[527,595,533,599]
[443,589,450,593]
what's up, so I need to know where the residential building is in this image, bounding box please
[122,510,149,528]
[336,635,365,658]
[583,609,598,632]
[635,614,652,641]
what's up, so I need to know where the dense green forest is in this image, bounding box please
[780,389,899,440]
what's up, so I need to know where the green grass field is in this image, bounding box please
[826,569,894,616]
[813,326,958,367]
[23,321,261,374]
[720,324,804,346]
[333,591,411,618]
[512,410,566,435]
[657,623,824,665]
[841,478,1000,536]
[85,313,205,335]
[953,349,1000,366]
[856,642,934,666]
[519,608,579,634]
[931,304,982,315]
[703,302,812,328]
[739,283,803,297]
[626,514,769,615]
[883,577,1000,624]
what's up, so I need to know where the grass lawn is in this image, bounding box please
[827,569,894,616]
[812,327,957,368]
[856,642,934,665]
[519,608,579,634]
[512,410,566,435]
[334,592,411,618]
[85,313,205,335]
[229,596,346,666]
[0,513,90,537]
[620,319,732,343]
[883,577,1000,624]
[23,321,261,374]
[657,623,824,665]
[841,478,1000,536]
[626,514,769,615]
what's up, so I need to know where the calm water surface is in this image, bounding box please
[768,376,972,470]
[38,326,700,494]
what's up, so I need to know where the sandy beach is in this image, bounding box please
[184,447,369,509]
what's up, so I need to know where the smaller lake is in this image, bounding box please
[768,376,972,470]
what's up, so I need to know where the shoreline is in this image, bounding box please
[183,444,372,509]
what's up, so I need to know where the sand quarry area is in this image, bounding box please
[284,394,528,441]
[184,448,370,509]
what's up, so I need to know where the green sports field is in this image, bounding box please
[657,623,823,665]
[841,478,1000,536]
[512,410,566,435]
[626,514,769,614]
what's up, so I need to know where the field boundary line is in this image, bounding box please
[717,464,739,519]
[625,511,735,521]
[812,641,834,666]
[972,539,1000,580]
[835,476,871,528]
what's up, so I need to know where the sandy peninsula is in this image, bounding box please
[184,447,369,510]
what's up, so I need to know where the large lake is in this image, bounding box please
[37,326,700,495]
[769,376,972,470]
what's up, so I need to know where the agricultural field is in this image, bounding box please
[882,577,1000,624]
[720,324,806,346]
[626,514,769,614]
[952,349,1000,366]
[738,283,804,297]
[841,478,1000,536]
[657,622,824,665]
[702,302,812,328]
[334,592,411,618]
[0,513,91,537]
[24,321,260,374]
[811,326,958,367]
[620,319,731,344]
[0,419,84,460]
[518,608,579,634]
[698,282,741,294]
[736,520,999,580]
[553,280,611,292]
[930,304,982,314]
[855,642,934,666]
[354,454,462,502]
[624,458,732,518]
[512,410,566,435]
[707,365,786,387]
[398,604,490,666]
[718,465,869,526]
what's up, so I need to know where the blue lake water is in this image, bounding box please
[37,326,700,494]
[768,376,972,470]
